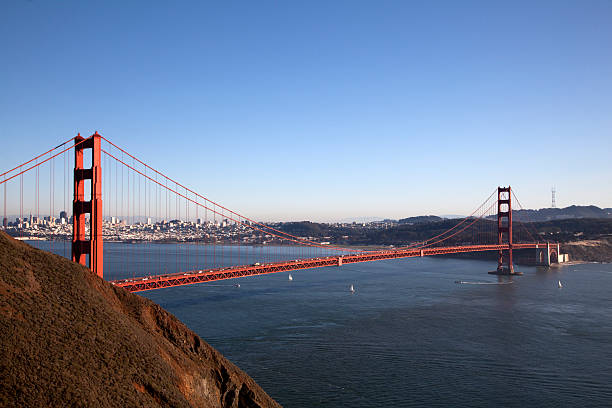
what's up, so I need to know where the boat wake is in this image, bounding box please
[455,281,514,285]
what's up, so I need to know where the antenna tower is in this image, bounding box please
[551,187,556,208]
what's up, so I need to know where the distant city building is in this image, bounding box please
[43,216,56,225]
[60,211,68,222]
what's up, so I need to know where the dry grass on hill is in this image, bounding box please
[0,232,280,408]
[561,238,612,263]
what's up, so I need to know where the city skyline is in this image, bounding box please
[1,1,611,222]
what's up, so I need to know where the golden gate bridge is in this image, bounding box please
[0,132,559,292]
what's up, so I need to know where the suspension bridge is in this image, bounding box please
[0,132,559,293]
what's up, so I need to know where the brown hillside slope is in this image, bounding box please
[0,232,280,408]
[561,239,612,263]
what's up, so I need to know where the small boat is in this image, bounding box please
[350,284,355,293]
[558,280,563,288]
[235,283,241,288]
[288,274,293,281]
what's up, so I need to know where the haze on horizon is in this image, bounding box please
[1,1,611,223]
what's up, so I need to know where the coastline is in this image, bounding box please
[14,236,612,264]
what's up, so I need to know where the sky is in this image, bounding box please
[1,1,611,222]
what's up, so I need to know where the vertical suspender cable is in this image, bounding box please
[20,173,23,239]
[175,182,178,274]
[195,192,198,272]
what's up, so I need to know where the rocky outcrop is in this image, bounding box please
[561,238,612,263]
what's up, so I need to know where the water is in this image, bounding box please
[29,241,612,406]
[28,241,335,281]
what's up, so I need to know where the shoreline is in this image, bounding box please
[14,237,611,264]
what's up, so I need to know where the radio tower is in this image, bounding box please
[551,187,556,208]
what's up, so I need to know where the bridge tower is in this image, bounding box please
[490,186,521,275]
[72,132,103,278]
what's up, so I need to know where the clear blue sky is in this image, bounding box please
[1,1,611,221]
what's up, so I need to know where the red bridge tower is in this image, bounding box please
[490,186,521,275]
[72,132,103,278]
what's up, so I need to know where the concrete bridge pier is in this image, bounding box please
[535,243,564,266]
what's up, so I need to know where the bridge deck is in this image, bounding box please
[111,243,545,293]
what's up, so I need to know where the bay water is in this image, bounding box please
[30,241,612,406]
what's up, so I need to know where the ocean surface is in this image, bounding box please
[30,242,612,407]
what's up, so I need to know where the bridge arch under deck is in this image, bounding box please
[550,250,558,264]
[535,243,561,266]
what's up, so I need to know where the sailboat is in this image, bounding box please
[558,280,563,288]
[350,284,355,293]
[288,274,293,281]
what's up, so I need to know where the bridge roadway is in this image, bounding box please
[111,243,546,292]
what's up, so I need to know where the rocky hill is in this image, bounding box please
[560,238,612,263]
[0,232,280,408]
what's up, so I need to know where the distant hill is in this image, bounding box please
[338,216,385,223]
[0,232,279,408]
[398,215,443,224]
[526,218,612,242]
[512,205,612,222]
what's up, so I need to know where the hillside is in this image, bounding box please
[512,205,612,222]
[274,218,612,262]
[398,215,443,224]
[528,218,612,242]
[561,239,612,263]
[0,232,280,408]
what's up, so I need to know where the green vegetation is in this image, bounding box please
[528,218,612,242]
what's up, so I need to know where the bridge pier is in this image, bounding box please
[535,243,562,266]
